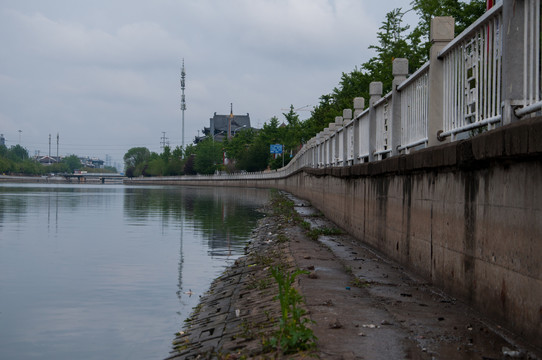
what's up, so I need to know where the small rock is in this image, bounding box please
[307,265,315,270]
[304,255,312,259]
[308,272,318,279]
[502,347,522,358]
[358,332,366,337]
[362,324,377,329]
[329,319,343,329]
[381,320,392,326]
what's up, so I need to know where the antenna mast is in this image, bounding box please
[180,59,186,149]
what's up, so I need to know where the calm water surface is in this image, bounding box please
[0,184,269,359]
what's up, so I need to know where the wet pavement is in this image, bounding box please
[287,193,540,360]
[166,192,541,359]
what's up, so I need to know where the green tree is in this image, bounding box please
[123,147,151,174]
[282,105,303,153]
[183,144,197,158]
[304,69,371,141]
[172,145,184,159]
[161,145,171,163]
[362,8,413,93]
[258,116,281,146]
[8,144,29,162]
[223,128,256,165]
[145,157,166,176]
[62,154,82,172]
[183,154,196,175]
[17,159,43,175]
[236,139,270,172]
[194,138,223,174]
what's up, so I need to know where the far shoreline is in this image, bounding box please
[0,175,121,184]
[0,175,67,184]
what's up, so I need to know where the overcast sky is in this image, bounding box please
[0,0,417,169]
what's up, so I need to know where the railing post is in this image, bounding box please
[369,82,383,162]
[427,16,454,147]
[317,132,324,167]
[343,109,352,165]
[333,117,343,166]
[324,127,333,166]
[353,97,365,164]
[391,58,408,156]
[502,0,526,124]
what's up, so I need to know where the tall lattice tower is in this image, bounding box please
[180,59,187,148]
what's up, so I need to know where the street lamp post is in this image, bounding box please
[212,130,226,141]
[232,125,247,136]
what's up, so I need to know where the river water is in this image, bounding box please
[0,183,269,360]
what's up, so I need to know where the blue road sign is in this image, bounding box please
[270,144,283,154]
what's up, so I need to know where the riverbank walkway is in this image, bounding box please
[166,192,540,359]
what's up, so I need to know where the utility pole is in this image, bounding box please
[180,59,186,149]
[56,133,59,162]
[48,134,51,164]
[160,131,168,151]
[228,103,233,139]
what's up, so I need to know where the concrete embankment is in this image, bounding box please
[166,192,540,359]
[129,117,542,349]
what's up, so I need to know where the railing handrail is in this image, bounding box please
[438,2,503,58]
[372,91,392,108]
[354,108,370,121]
[397,61,430,91]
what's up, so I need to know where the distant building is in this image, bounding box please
[0,134,5,146]
[195,104,251,143]
[37,156,58,165]
[79,157,104,169]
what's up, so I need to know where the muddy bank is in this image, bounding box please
[166,191,541,359]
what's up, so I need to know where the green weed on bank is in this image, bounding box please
[266,266,317,354]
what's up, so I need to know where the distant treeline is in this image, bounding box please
[0,144,117,176]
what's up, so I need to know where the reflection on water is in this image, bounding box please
[0,184,269,360]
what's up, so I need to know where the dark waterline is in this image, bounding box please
[0,184,269,360]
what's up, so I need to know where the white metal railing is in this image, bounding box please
[357,109,370,160]
[330,133,337,165]
[516,0,542,117]
[374,93,392,158]
[439,3,503,140]
[345,120,355,162]
[398,62,430,151]
[337,127,344,164]
[524,0,540,107]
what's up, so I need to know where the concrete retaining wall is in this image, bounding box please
[125,117,542,348]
